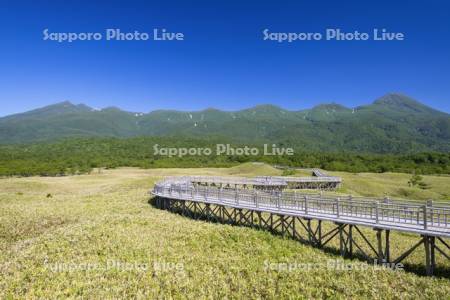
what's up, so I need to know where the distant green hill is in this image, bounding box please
[1,93,449,153]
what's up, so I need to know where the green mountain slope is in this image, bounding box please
[1,93,449,153]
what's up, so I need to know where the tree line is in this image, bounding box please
[0,137,449,177]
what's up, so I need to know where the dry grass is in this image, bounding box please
[0,166,449,298]
[329,171,450,201]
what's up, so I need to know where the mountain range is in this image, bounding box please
[1,93,449,153]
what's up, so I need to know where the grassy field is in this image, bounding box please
[1,164,449,298]
[284,167,450,201]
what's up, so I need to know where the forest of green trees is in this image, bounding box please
[0,137,449,177]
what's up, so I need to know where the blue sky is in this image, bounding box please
[1,0,450,116]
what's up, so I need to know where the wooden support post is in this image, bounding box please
[339,224,345,256]
[292,217,296,239]
[376,229,383,263]
[317,220,322,247]
[430,236,436,275]
[385,230,390,262]
[424,235,432,276]
[206,203,210,221]
[270,213,273,231]
[181,201,186,216]
[307,219,312,243]
[348,225,353,256]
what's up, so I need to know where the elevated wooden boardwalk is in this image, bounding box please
[167,170,342,191]
[152,176,450,275]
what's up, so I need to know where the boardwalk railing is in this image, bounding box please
[186,175,288,186]
[162,174,342,190]
[258,176,342,183]
[153,183,450,237]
